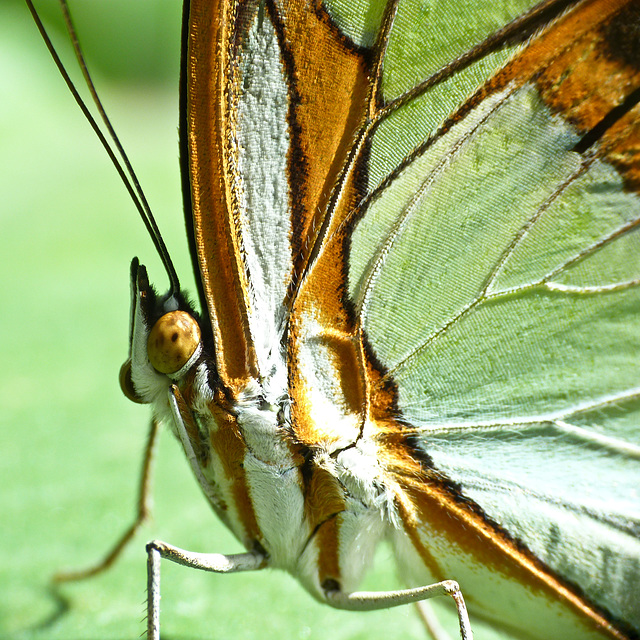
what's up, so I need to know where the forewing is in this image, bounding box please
[184,0,371,388]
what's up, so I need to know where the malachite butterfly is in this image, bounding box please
[19,0,640,639]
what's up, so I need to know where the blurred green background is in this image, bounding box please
[0,1,510,639]
[0,1,430,638]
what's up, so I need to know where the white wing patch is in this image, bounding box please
[237,9,292,376]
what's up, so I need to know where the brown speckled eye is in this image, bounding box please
[147,311,201,374]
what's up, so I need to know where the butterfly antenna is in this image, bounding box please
[25,0,181,297]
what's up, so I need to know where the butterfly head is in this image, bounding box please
[120,258,205,407]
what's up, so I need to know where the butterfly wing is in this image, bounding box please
[180,0,639,637]
[291,0,640,638]
[184,0,375,391]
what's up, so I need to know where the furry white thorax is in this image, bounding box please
[228,384,399,591]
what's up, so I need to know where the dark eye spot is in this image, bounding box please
[171,332,179,342]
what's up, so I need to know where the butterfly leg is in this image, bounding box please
[326,580,472,640]
[146,540,266,640]
[53,417,160,582]
[415,601,456,640]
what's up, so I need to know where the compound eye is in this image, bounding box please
[119,359,146,404]
[147,310,201,374]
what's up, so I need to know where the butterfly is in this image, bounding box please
[24,0,640,639]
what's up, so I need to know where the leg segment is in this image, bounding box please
[326,580,473,640]
[54,417,160,582]
[146,540,266,640]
